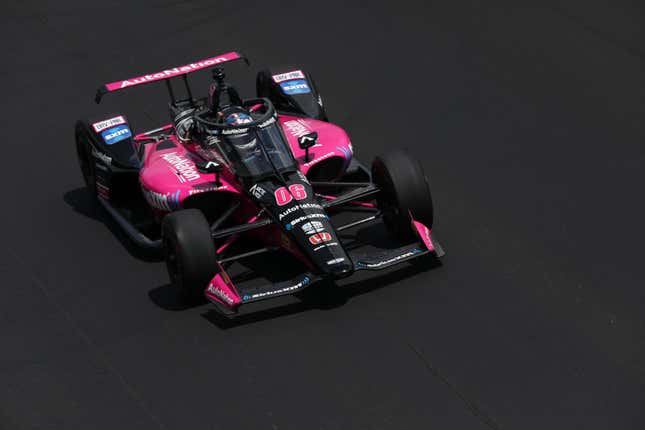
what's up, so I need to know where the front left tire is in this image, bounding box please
[162,209,219,303]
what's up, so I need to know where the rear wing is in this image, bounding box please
[95,51,247,104]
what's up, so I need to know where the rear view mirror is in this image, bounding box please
[196,160,224,186]
[298,132,318,162]
[196,160,223,174]
[298,132,318,149]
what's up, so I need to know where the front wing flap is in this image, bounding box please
[350,243,429,271]
[205,268,320,314]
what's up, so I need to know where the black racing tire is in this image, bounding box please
[372,149,434,241]
[75,121,97,197]
[162,209,219,304]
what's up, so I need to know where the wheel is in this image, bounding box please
[75,122,97,197]
[372,149,434,241]
[162,209,219,303]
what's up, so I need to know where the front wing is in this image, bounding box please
[204,219,443,315]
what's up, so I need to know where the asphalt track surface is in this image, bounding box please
[2,1,645,429]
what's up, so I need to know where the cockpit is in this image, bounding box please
[193,98,298,181]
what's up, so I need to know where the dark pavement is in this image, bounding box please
[1,1,644,429]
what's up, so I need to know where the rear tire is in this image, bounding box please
[75,122,97,197]
[372,149,434,241]
[162,209,218,304]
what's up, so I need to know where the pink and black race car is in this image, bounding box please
[75,51,444,315]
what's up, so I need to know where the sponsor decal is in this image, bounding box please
[308,232,332,245]
[304,151,335,167]
[160,151,201,183]
[92,115,126,132]
[274,184,307,206]
[258,116,276,128]
[188,186,223,196]
[355,249,423,269]
[243,276,310,300]
[143,188,181,211]
[301,221,324,234]
[314,242,338,251]
[424,226,431,246]
[278,203,323,221]
[272,70,305,83]
[280,79,311,95]
[101,125,131,145]
[249,184,266,199]
[283,119,312,138]
[91,148,111,165]
[222,127,248,135]
[111,53,240,89]
[206,284,235,305]
[296,170,310,184]
[285,213,328,230]
[205,135,221,146]
[337,145,353,159]
[326,258,345,265]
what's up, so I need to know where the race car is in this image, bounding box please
[75,51,444,315]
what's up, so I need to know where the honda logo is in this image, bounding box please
[309,232,331,245]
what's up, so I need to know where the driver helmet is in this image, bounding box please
[222,109,258,157]
[225,112,253,126]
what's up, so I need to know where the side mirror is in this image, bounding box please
[196,160,223,174]
[298,132,318,162]
[196,161,224,186]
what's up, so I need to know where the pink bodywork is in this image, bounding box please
[137,115,354,308]
[205,265,242,307]
[278,116,352,175]
[413,220,436,253]
[138,115,352,217]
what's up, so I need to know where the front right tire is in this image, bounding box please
[372,149,434,241]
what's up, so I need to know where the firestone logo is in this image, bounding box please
[304,151,335,167]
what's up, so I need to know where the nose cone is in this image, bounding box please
[323,257,354,279]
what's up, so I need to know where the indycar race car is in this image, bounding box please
[75,51,444,315]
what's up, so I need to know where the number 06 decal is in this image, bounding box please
[275,184,308,206]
